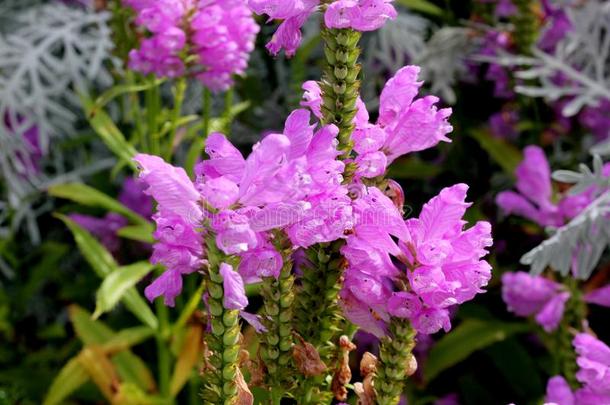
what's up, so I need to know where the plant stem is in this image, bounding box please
[374,318,416,405]
[260,238,295,398]
[202,87,212,138]
[165,78,187,161]
[556,277,587,388]
[201,236,241,404]
[155,284,171,398]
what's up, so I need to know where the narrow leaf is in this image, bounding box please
[78,346,119,400]
[94,261,155,319]
[49,182,149,225]
[395,0,444,16]
[424,319,530,382]
[69,305,157,392]
[43,356,90,405]
[470,129,522,177]
[58,215,158,329]
[170,325,204,396]
[81,95,138,168]
[117,224,155,243]
[92,79,165,112]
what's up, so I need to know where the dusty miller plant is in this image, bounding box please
[522,155,610,280]
[0,2,114,243]
[490,0,610,117]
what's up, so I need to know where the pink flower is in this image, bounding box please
[125,0,258,91]
[299,66,452,179]
[574,333,610,396]
[584,285,610,307]
[324,0,397,31]
[501,271,569,332]
[220,262,249,310]
[249,0,396,56]
[341,184,492,336]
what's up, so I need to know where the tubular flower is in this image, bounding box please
[340,184,493,336]
[501,271,570,332]
[301,65,453,179]
[248,0,396,57]
[545,333,610,404]
[134,105,352,306]
[124,0,259,91]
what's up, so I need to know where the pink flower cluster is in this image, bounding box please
[340,184,493,336]
[134,106,350,306]
[135,64,489,338]
[301,66,453,179]
[496,145,610,228]
[502,271,610,332]
[546,333,610,404]
[248,0,397,56]
[124,0,259,91]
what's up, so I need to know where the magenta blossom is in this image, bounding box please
[501,272,569,332]
[134,102,352,305]
[496,146,607,228]
[301,65,453,179]
[220,262,249,310]
[340,184,493,336]
[249,0,396,57]
[124,0,259,91]
[545,334,610,404]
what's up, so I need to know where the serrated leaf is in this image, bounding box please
[48,182,149,225]
[117,224,155,243]
[94,261,155,319]
[470,129,523,176]
[58,214,157,329]
[395,0,444,16]
[424,319,530,382]
[81,95,138,169]
[43,356,90,405]
[170,325,203,396]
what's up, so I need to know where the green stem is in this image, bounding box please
[374,318,416,405]
[319,27,361,162]
[201,237,241,404]
[555,277,587,388]
[294,241,345,354]
[511,0,539,54]
[202,87,212,138]
[165,78,187,161]
[155,291,171,398]
[260,242,295,397]
[145,82,162,155]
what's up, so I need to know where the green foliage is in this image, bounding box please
[424,319,531,382]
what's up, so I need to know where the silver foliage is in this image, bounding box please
[489,0,610,117]
[522,156,610,280]
[363,11,474,105]
[0,3,115,242]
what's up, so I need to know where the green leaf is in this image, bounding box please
[395,0,444,16]
[69,306,157,392]
[485,338,544,399]
[388,156,442,179]
[117,224,155,243]
[48,183,149,225]
[104,326,156,353]
[469,129,522,177]
[81,95,138,168]
[424,319,530,382]
[91,79,165,113]
[57,215,157,329]
[43,356,90,405]
[94,261,155,319]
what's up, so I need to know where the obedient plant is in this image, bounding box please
[124,0,259,91]
[120,1,497,403]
